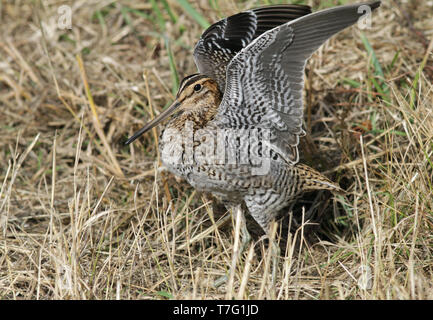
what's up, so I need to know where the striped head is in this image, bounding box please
[125,74,221,145]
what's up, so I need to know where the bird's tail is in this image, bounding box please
[295,163,345,195]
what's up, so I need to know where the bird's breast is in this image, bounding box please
[159,122,277,194]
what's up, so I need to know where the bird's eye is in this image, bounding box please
[193,84,202,92]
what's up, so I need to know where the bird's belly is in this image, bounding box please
[161,158,244,197]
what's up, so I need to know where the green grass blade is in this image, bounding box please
[120,5,134,31]
[93,10,106,29]
[125,6,151,20]
[371,77,386,98]
[165,36,180,94]
[161,0,178,23]
[156,290,173,299]
[150,0,165,31]
[177,0,210,29]
[388,50,400,72]
[361,32,384,78]
[361,32,391,105]
[343,78,361,88]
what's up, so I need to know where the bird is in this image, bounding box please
[126,1,381,281]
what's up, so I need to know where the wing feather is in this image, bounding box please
[215,1,381,164]
[193,5,312,91]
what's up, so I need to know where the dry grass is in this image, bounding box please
[1,0,433,300]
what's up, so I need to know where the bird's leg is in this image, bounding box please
[214,204,251,289]
[268,221,279,292]
[257,220,279,298]
[225,204,244,296]
[240,217,251,256]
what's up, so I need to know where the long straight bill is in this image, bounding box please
[125,101,180,145]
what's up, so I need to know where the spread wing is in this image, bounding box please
[215,1,381,165]
[193,5,312,92]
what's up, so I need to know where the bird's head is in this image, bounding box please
[125,74,221,145]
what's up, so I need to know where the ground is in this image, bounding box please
[1,0,433,299]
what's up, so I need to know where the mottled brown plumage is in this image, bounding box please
[126,2,381,236]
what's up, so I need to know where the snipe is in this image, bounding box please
[126,1,381,278]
